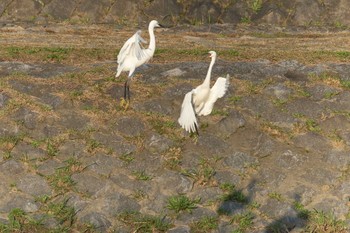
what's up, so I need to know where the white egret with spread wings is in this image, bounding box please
[116,20,162,105]
[178,51,229,134]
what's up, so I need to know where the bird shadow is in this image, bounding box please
[264,194,310,233]
[216,181,311,232]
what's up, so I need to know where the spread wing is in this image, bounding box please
[117,30,147,65]
[178,90,198,133]
[197,75,229,116]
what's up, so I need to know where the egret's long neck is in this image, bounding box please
[203,56,216,86]
[148,25,156,54]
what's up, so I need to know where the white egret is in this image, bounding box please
[116,20,162,104]
[178,51,229,134]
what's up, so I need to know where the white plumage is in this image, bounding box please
[178,51,229,134]
[116,20,162,100]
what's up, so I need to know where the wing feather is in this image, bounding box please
[197,75,229,116]
[117,30,147,65]
[178,91,198,133]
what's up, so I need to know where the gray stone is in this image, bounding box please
[79,212,111,232]
[148,133,174,153]
[177,207,217,223]
[168,225,191,233]
[215,110,246,137]
[82,153,123,176]
[57,140,86,161]
[134,98,174,115]
[94,192,141,217]
[11,107,38,130]
[0,160,25,176]
[115,116,145,137]
[0,93,9,108]
[276,150,307,170]
[214,171,241,185]
[37,159,63,176]
[58,110,90,130]
[11,142,46,160]
[17,174,52,196]
[161,68,186,77]
[0,195,39,213]
[301,167,340,186]
[153,171,193,194]
[260,199,297,219]
[292,132,330,154]
[264,83,293,100]
[223,152,258,171]
[322,149,350,170]
[197,133,229,155]
[91,132,136,155]
[71,172,106,196]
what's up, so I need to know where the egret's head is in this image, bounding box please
[209,51,216,58]
[150,20,163,28]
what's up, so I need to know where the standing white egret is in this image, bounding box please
[178,51,229,134]
[116,20,162,105]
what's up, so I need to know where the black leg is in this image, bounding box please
[194,123,199,136]
[127,84,130,101]
[123,80,128,100]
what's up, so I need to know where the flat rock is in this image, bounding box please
[17,174,52,196]
[71,172,106,196]
[115,116,145,137]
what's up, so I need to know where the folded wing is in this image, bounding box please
[178,90,198,133]
[198,75,229,116]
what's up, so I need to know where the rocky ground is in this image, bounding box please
[0,22,350,232]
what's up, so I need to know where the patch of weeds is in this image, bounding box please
[132,170,152,181]
[132,189,148,200]
[118,211,172,232]
[249,0,263,13]
[86,139,101,153]
[163,147,182,170]
[260,121,290,140]
[219,183,235,192]
[221,49,239,57]
[211,109,229,117]
[0,134,23,154]
[305,119,321,132]
[46,138,58,157]
[177,48,207,56]
[305,210,347,233]
[47,158,83,193]
[293,201,310,220]
[221,189,248,204]
[340,80,350,89]
[292,112,305,119]
[230,212,254,232]
[166,195,200,214]
[45,198,76,228]
[272,98,288,108]
[335,51,350,59]
[70,90,84,98]
[308,72,341,87]
[182,158,217,186]
[268,192,283,201]
[191,216,218,233]
[149,118,176,135]
[119,152,134,164]
[324,91,340,99]
[229,96,242,104]
[0,208,45,232]
[240,16,251,24]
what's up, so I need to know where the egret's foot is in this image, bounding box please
[124,100,130,111]
[119,98,130,111]
[119,98,127,108]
